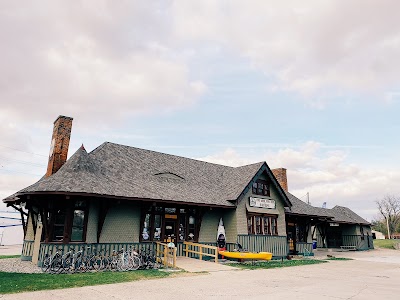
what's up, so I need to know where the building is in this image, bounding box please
[3,116,373,264]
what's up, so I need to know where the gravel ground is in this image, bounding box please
[0,258,42,273]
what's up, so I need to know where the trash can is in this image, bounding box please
[312,241,317,249]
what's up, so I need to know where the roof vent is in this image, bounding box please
[154,172,185,181]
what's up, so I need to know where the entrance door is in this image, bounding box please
[164,219,178,244]
[287,223,297,254]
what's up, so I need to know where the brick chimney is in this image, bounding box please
[45,116,73,177]
[272,168,288,192]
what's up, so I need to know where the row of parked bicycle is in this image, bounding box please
[41,246,161,274]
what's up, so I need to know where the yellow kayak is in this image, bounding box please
[219,251,272,260]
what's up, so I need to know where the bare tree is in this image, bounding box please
[376,195,400,238]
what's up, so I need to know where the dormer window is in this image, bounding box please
[252,180,270,196]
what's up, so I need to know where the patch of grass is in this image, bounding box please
[0,255,20,259]
[373,239,400,250]
[227,259,327,270]
[0,270,173,294]
[325,257,353,261]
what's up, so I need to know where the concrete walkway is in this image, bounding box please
[2,252,400,300]
[0,245,22,256]
[175,256,238,272]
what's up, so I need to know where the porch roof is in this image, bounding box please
[285,192,370,225]
[328,206,370,225]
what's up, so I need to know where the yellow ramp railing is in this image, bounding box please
[183,241,218,263]
[155,242,177,268]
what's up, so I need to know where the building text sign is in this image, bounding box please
[249,197,276,209]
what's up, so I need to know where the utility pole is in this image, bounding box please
[306,192,310,205]
[386,217,391,239]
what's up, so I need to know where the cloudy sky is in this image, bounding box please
[1,0,400,243]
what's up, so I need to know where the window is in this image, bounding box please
[247,214,278,235]
[52,208,66,241]
[49,200,87,243]
[360,226,365,240]
[140,205,200,242]
[252,180,270,196]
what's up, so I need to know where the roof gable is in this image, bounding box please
[234,162,292,207]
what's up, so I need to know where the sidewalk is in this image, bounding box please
[313,247,400,264]
[0,244,22,256]
[175,256,238,272]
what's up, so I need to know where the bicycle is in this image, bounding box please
[41,247,62,273]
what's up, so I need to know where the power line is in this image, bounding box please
[0,168,42,176]
[0,216,22,221]
[0,156,45,167]
[0,145,47,157]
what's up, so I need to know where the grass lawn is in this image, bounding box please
[373,239,400,250]
[0,270,173,294]
[0,255,20,259]
[227,259,327,270]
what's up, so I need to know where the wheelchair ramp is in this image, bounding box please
[175,257,238,272]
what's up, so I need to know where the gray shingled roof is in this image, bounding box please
[285,192,333,218]
[328,206,370,225]
[286,192,370,225]
[9,143,271,207]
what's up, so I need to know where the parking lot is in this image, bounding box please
[1,248,400,300]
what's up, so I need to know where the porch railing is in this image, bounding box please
[37,242,155,266]
[237,234,288,258]
[342,235,374,250]
[316,234,374,250]
[183,241,218,263]
[296,242,314,255]
[21,240,34,261]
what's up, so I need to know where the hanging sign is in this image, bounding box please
[249,197,276,209]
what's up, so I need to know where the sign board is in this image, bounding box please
[249,197,276,209]
[330,223,339,227]
[165,214,177,219]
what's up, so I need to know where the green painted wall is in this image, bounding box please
[99,202,141,243]
[223,208,237,243]
[198,209,222,242]
[85,200,99,243]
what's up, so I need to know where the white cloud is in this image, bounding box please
[198,141,400,221]
[172,0,400,103]
[0,1,206,125]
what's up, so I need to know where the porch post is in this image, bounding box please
[31,222,43,265]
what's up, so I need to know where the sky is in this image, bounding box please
[1,0,400,244]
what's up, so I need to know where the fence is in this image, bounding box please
[21,240,34,261]
[342,235,374,250]
[155,242,177,268]
[295,242,314,255]
[237,235,288,258]
[183,241,218,263]
[315,234,374,250]
[37,242,155,266]
[35,235,291,266]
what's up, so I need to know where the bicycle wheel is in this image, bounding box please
[50,257,62,274]
[41,255,51,273]
[117,255,129,272]
[62,256,73,274]
[92,256,103,271]
[130,256,141,271]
